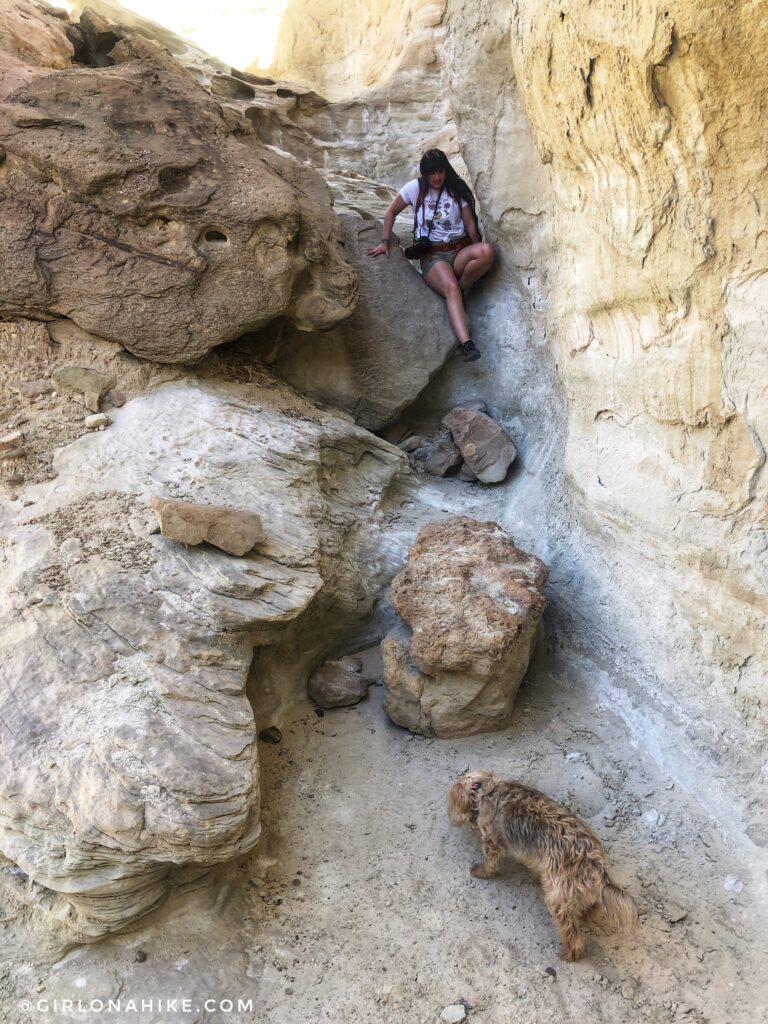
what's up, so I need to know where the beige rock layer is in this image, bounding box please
[509,0,768,750]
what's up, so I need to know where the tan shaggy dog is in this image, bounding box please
[448,771,638,960]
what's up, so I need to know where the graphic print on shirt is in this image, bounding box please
[426,197,461,233]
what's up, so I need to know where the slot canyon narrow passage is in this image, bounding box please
[0,1,766,1023]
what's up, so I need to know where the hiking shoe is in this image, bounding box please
[460,339,481,362]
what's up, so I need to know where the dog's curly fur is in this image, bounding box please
[448,771,638,960]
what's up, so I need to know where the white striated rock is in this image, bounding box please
[0,376,406,938]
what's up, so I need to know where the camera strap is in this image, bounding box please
[413,182,445,241]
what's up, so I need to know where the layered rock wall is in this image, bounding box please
[509,1,768,769]
[261,0,768,817]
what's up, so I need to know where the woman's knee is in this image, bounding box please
[480,242,496,265]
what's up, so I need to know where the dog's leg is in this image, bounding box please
[542,880,588,961]
[470,834,501,879]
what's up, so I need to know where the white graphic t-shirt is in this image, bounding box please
[399,179,469,242]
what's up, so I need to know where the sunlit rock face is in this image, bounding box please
[509,0,768,752]
[0,21,357,362]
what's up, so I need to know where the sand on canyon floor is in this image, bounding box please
[1,645,766,1024]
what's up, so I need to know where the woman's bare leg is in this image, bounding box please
[423,261,470,342]
[454,242,496,293]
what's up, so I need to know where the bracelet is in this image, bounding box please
[381,238,390,244]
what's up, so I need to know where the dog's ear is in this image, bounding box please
[447,777,474,826]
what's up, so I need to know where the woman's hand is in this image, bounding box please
[366,240,391,258]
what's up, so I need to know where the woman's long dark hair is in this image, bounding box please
[418,148,479,235]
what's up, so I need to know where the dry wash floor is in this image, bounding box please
[2,649,766,1024]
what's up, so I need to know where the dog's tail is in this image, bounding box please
[600,878,638,933]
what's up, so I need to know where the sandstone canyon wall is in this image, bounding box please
[266,0,767,838]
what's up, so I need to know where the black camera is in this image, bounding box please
[404,237,433,260]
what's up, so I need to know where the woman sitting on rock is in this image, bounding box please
[366,148,495,362]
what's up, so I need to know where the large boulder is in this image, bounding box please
[382,518,549,738]
[0,374,405,939]
[252,173,458,430]
[0,12,357,362]
[0,1,74,71]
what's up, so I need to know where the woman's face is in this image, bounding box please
[426,168,446,189]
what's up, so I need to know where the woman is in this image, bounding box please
[366,149,495,362]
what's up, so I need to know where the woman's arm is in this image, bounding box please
[367,194,409,257]
[461,204,482,244]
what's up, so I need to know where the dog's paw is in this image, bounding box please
[559,945,585,962]
[470,863,489,879]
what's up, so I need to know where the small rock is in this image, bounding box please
[723,875,743,893]
[84,413,109,430]
[149,496,265,557]
[621,981,637,1000]
[457,462,478,482]
[135,949,147,963]
[52,366,114,402]
[258,726,282,744]
[84,389,102,413]
[665,904,688,924]
[442,407,517,483]
[544,966,557,978]
[0,430,24,453]
[643,808,663,827]
[424,434,463,477]
[565,751,584,762]
[107,389,127,407]
[399,434,425,453]
[308,659,370,709]
[440,1005,466,1024]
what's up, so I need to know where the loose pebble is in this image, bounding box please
[84,413,109,430]
[439,1005,466,1024]
[258,726,282,744]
